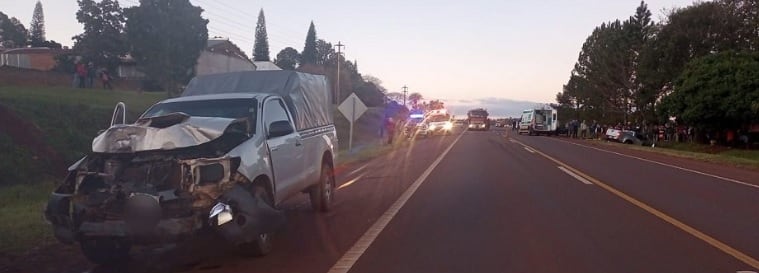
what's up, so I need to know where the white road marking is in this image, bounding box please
[345,164,369,177]
[509,139,518,143]
[327,131,465,273]
[337,174,366,190]
[547,138,759,190]
[737,271,758,273]
[524,146,536,153]
[557,166,593,185]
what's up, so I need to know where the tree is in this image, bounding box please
[660,51,759,132]
[408,92,423,105]
[29,0,45,46]
[0,12,28,48]
[274,47,299,70]
[362,74,386,93]
[125,0,208,96]
[301,21,318,65]
[315,39,334,65]
[73,0,128,71]
[559,20,632,124]
[253,9,270,61]
[721,0,759,50]
[638,2,742,112]
[354,81,386,107]
[624,1,654,122]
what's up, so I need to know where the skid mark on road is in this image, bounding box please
[546,137,759,190]
[511,138,759,270]
[327,131,465,273]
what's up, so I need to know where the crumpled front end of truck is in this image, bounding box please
[44,114,284,264]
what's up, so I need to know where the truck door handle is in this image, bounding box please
[271,146,280,151]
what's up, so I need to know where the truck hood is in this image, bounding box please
[92,114,248,153]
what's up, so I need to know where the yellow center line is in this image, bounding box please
[510,138,759,270]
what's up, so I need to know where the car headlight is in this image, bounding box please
[444,122,453,130]
[428,124,436,130]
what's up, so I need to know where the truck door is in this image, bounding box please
[263,98,305,201]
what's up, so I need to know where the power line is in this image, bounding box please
[192,0,303,46]
[119,0,300,51]
[192,0,305,40]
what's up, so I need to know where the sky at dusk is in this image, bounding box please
[3,0,698,116]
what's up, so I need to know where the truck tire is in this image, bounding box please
[239,184,274,257]
[310,163,335,212]
[80,237,131,265]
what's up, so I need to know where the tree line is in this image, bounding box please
[555,0,759,140]
[1,0,389,106]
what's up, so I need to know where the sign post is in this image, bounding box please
[338,93,367,152]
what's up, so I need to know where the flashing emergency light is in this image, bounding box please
[410,114,425,119]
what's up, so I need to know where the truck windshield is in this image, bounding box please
[142,98,258,121]
[468,111,487,117]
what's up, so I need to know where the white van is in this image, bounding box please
[518,108,557,136]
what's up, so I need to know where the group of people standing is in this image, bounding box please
[566,120,603,139]
[73,61,112,90]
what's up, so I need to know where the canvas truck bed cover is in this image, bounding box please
[182,70,333,131]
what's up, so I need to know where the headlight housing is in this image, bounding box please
[443,122,453,130]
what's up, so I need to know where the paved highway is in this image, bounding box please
[22,127,759,273]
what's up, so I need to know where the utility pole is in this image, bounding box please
[335,41,345,104]
[402,85,408,107]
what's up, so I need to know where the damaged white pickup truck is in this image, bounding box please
[44,71,338,264]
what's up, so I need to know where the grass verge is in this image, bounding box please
[595,140,759,170]
[0,182,57,254]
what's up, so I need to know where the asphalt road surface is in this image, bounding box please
[23,127,759,273]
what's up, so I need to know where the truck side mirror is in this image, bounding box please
[268,120,294,138]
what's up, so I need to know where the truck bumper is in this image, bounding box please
[45,186,285,246]
[468,124,487,130]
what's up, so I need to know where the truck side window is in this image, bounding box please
[263,99,291,130]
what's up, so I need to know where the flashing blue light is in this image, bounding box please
[410,114,425,118]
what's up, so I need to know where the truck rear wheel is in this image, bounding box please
[310,163,335,212]
[80,237,131,265]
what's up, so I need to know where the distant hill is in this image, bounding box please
[445,97,549,118]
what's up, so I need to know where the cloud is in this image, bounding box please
[443,97,552,118]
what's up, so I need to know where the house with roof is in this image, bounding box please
[117,39,257,78]
[252,61,282,71]
[196,39,257,75]
[0,47,65,71]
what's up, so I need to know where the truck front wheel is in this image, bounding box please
[239,184,274,257]
[310,163,335,212]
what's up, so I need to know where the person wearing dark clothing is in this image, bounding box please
[87,63,96,88]
[76,63,87,88]
[100,69,113,90]
[385,117,396,144]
